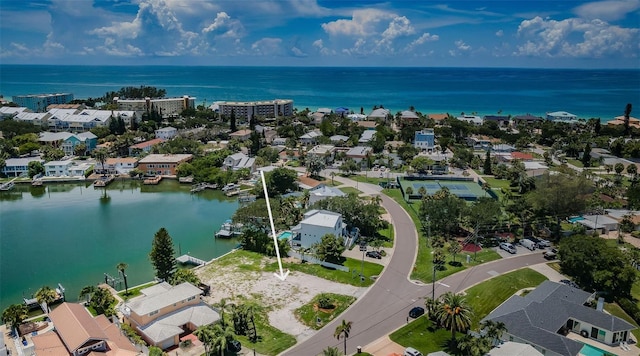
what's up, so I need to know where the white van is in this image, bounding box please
[404,347,423,356]
[520,238,536,251]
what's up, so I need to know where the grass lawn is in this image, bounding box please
[273,257,384,287]
[605,302,640,341]
[464,268,547,328]
[547,261,562,273]
[339,186,362,195]
[480,176,511,190]
[389,317,458,355]
[377,223,395,248]
[348,175,389,185]
[294,293,356,330]
[384,188,502,283]
[118,281,157,300]
[233,301,297,356]
[567,159,585,168]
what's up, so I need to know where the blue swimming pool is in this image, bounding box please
[569,216,585,223]
[579,343,610,356]
[278,231,293,240]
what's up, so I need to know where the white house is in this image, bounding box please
[307,145,336,163]
[359,130,376,144]
[222,152,255,172]
[368,108,390,120]
[345,146,372,169]
[94,157,139,175]
[308,185,346,206]
[291,210,347,248]
[547,111,578,121]
[2,157,44,177]
[300,131,322,145]
[457,115,483,125]
[155,126,177,140]
[0,106,30,119]
[44,160,93,177]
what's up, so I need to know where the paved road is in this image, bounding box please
[281,177,546,356]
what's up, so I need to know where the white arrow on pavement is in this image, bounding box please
[260,170,290,281]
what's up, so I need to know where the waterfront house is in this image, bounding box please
[0,106,30,119]
[310,112,326,125]
[137,154,192,176]
[121,282,219,350]
[482,280,635,356]
[345,146,372,169]
[299,130,322,145]
[414,129,435,152]
[154,126,177,140]
[291,209,347,248]
[32,302,139,356]
[347,113,367,121]
[44,160,93,177]
[128,138,165,156]
[547,111,578,121]
[368,108,391,121]
[399,110,420,125]
[2,157,44,177]
[483,115,511,127]
[94,157,139,175]
[229,129,252,141]
[222,152,255,172]
[513,113,543,125]
[457,115,483,125]
[607,116,640,129]
[14,112,51,127]
[335,107,349,116]
[39,131,98,156]
[428,113,449,125]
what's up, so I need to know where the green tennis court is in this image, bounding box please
[400,178,489,200]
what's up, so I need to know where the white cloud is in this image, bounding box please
[516,16,639,57]
[574,0,640,21]
[376,16,415,49]
[202,12,244,38]
[251,37,282,55]
[404,32,439,52]
[322,9,395,37]
[313,39,334,55]
[290,46,307,57]
[288,0,331,16]
[496,29,504,37]
[455,40,471,51]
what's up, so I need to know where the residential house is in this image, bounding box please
[428,113,449,125]
[466,137,492,150]
[308,185,346,206]
[222,152,255,172]
[229,129,253,141]
[297,175,324,190]
[367,108,390,121]
[513,113,543,125]
[31,302,139,356]
[483,115,511,127]
[14,112,51,127]
[316,108,332,115]
[0,106,30,119]
[414,129,435,152]
[347,113,367,121]
[607,116,640,129]
[128,138,165,156]
[255,125,277,144]
[39,131,98,156]
[334,107,349,116]
[307,145,336,164]
[399,110,420,125]
[44,160,93,177]
[511,152,534,161]
[2,157,44,177]
[122,282,219,350]
[154,126,177,140]
[547,111,578,121]
[329,135,349,146]
[482,280,635,356]
[359,130,376,144]
[291,209,347,248]
[523,161,549,177]
[356,121,377,130]
[488,342,544,356]
[272,137,287,146]
[456,115,483,125]
[345,146,372,169]
[492,144,516,153]
[137,154,192,176]
[94,157,139,175]
[299,131,322,145]
[309,112,326,125]
[578,215,619,234]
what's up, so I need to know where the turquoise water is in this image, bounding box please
[569,216,585,223]
[278,231,293,240]
[1,65,638,120]
[579,343,611,356]
[0,180,239,311]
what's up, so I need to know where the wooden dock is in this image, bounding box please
[215,221,244,238]
[94,175,115,188]
[143,176,162,185]
[176,254,207,266]
[191,183,218,193]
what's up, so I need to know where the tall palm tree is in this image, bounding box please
[116,262,129,295]
[78,285,97,304]
[457,334,491,356]
[214,298,230,327]
[424,297,441,322]
[330,171,336,185]
[195,325,215,355]
[2,304,28,335]
[35,286,58,313]
[334,319,352,355]
[435,292,473,341]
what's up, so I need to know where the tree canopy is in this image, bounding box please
[149,228,176,282]
[313,233,346,264]
[312,194,384,237]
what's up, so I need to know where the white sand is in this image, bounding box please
[195,256,367,340]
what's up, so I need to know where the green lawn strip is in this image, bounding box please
[389,317,458,355]
[118,281,157,300]
[632,281,640,308]
[480,176,511,190]
[273,257,384,287]
[377,223,395,248]
[547,262,562,273]
[234,305,297,356]
[464,268,547,328]
[604,302,640,341]
[347,175,389,185]
[339,186,362,195]
[294,293,356,330]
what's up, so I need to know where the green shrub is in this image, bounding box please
[618,298,640,324]
[317,294,333,309]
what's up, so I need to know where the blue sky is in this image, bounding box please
[1,0,639,68]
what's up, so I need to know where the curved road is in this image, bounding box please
[281,177,545,356]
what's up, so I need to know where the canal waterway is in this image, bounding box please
[0,179,239,312]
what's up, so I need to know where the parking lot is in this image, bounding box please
[495,240,554,259]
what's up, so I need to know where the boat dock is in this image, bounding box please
[143,176,162,185]
[226,188,252,197]
[0,177,18,191]
[179,176,194,184]
[191,183,218,193]
[94,175,115,187]
[215,220,244,238]
[176,254,207,266]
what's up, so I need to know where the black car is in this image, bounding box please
[227,340,242,353]
[409,306,425,318]
[366,251,382,259]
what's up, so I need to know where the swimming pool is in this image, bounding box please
[569,216,585,223]
[278,231,293,240]
[579,343,611,356]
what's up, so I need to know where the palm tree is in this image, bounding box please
[195,325,215,355]
[214,298,230,327]
[424,297,441,322]
[482,320,507,346]
[405,186,413,201]
[457,334,491,356]
[322,346,343,356]
[330,171,336,185]
[35,286,58,313]
[92,148,109,177]
[334,319,352,355]
[116,262,129,295]
[435,292,473,341]
[78,285,97,304]
[2,304,28,335]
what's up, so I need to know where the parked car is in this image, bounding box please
[366,251,382,259]
[499,242,516,254]
[227,339,242,352]
[537,239,552,248]
[409,306,425,318]
[543,250,557,260]
[404,347,423,356]
[520,238,537,251]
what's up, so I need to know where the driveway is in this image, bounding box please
[281,177,546,356]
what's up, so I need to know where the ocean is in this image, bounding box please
[1,65,639,121]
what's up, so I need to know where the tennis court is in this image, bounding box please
[400,178,490,201]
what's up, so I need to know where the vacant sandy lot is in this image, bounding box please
[195,255,368,340]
